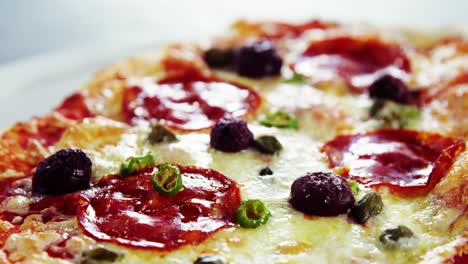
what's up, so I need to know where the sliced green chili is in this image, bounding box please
[282,73,306,84]
[119,152,155,177]
[346,179,360,197]
[151,163,183,196]
[260,111,299,129]
[236,199,271,228]
[370,100,420,129]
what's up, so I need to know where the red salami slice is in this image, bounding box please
[321,129,465,196]
[77,166,241,250]
[294,37,410,91]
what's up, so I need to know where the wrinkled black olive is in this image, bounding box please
[194,255,227,264]
[289,172,355,216]
[379,225,415,250]
[148,123,177,144]
[204,47,234,68]
[368,75,411,104]
[81,247,123,264]
[32,149,92,195]
[210,117,253,152]
[252,135,283,154]
[349,192,383,224]
[259,166,273,176]
[234,39,283,78]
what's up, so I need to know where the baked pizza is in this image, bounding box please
[0,19,467,264]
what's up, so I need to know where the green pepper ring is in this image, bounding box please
[236,199,271,228]
[260,111,298,129]
[151,163,183,196]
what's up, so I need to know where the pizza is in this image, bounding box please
[0,18,467,264]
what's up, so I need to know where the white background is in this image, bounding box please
[0,0,467,126]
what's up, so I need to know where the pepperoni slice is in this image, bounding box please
[54,92,94,121]
[294,37,410,91]
[77,166,241,250]
[321,130,465,196]
[122,76,261,130]
[233,19,338,40]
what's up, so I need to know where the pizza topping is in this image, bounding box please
[294,37,410,90]
[81,247,123,263]
[122,76,261,130]
[259,166,274,176]
[289,172,355,216]
[252,135,283,155]
[54,92,94,121]
[369,100,421,129]
[368,75,412,104]
[346,179,360,197]
[349,192,383,224]
[194,255,227,264]
[210,117,254,152]
[236,199,271,228]
[147,123,177,144]
[204,47,235,69]
[379,225,415,250]
[119,152,155,177]
[234,39,283,78]
[260,111,299,129]
[282,73,307,84]
[78,166,241,250]
[32,149,92,195]
[321,130,465,195]
[151,163,183,196]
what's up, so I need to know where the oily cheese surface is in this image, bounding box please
[0,20,467,264]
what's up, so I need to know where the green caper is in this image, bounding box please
[148,123,177,144]
[349,192,383,224]
[194,255,227,264]
[81,247,123,264]
[379,225,415,250]
[204,48,234,68]
[252,135,283,154]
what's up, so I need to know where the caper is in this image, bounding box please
[148,123,177,144]
[204,48,234,68]
[194,254,227,264]
[81,247,123,264]
[379,225,415,250]
[252,135,283,154]
[349,192,383,224]
[259,167,273,176]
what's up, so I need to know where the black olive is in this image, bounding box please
[81,247,123,264]
[148,123,177,144]
[194,255,227,264]
[234,39,283,78]
[368,75,411,104]
[289,172,355,216]
[252,135,283,154]
[349,192,383,224]
[259,167,273,176]
[379,225,415,250]
[32,149,92,195]
[210,117,253,152]
[204,47,234,68]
